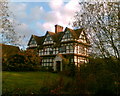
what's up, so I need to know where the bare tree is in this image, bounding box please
[0,0,23,46]
[73,2,120,60]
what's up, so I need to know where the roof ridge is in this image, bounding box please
[33,35,45,38]
[48,31,55,33]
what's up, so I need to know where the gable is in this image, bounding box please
[28,36,37,47]
[30,37,37,45]
[61,30,73,42]
[43,33,54,44]
[78,31,87,43]
[54,54,64,61]
[54,55,62,61]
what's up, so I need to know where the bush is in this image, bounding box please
[60,63,76,77]
[4,49,42,71]
[6,54,26,71]
[48,66,54,72]
[39,66,48,72]
[78,57,119,95]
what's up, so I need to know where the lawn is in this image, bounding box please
[2,71,72,95]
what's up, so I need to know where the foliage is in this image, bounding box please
[6,54,26,71]
[78,57,120,95]
[62,58,69,70]
[72,2,120,94]
[1,44,20,70]
[4,49,41,71]
[39,66,54,72]
[19,49,41,65]
[61,58,76,77]
[2,56,120,95]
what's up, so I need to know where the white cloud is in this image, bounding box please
[36,0,80,32]
[29,6,45,21]
[8,3,27,20]
[9,0,79,33]
[49,0,64,10]
[64,0,79,12]
[36,22,54,34]
[7,0,80,48]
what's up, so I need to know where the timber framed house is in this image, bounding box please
[28,25,90,71]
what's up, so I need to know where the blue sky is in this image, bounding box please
[7,0,80,49]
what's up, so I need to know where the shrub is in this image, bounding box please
[6,54,26,71]
[48,66,54,72]
[60,63,76,77]
[5,49,42,71]
[78,57,119,95]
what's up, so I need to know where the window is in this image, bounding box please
[59,46,66,53]
[70,45,73,50]
[62,31,73,42]
[49,48,53,55]
[43,34,53,44]
[49,51,53,54]
[46,36,51,41]
[30,38,36,45]
[66,45,73,53]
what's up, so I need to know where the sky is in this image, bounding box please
[7,0,80,49]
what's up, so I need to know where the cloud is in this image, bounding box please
[49,0,64,10]
[26,0,80,31]
[10,0,80,33]
[36,0,80,32]
[36,22,54,34]
[29,6,45,21]
[8,3,27,20]
[7,0,80,48]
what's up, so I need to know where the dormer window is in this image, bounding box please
[43,33,54,44]
[29,37,37,47]
[78,31,87,43]
[30,38,36,45]
[61,31,73,42]
[46,36,51,41]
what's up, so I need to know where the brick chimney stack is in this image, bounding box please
[55,25,63,33]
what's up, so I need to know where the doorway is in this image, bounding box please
[56,61,61,71]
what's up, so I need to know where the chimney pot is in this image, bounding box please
[55,25,63,33]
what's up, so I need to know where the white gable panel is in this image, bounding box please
[29,37,37,47]
[43,34,53,44]
[30,38,37,45]
[78,31,87,43]
[61,31,73,42]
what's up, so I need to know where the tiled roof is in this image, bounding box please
[62,27,84,40]
[28,27,88,47]
[47,31,56,42]
[33,35,45,45]
[48,31,55,36]
[74,28,84,39]
[27,35,45,46]
[1,43,20,58]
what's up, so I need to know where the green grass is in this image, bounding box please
[2,71,72,95]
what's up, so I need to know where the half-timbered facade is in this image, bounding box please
[27,25,90,71]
